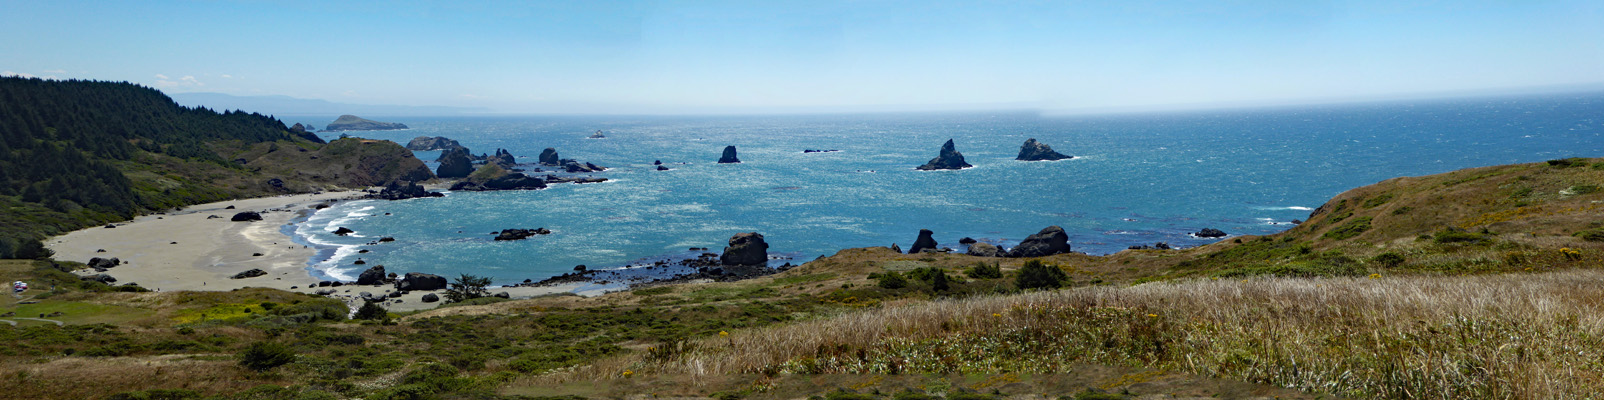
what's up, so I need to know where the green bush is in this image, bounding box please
[1577,228,1604,242]
[875,271,907,289]
[823,389,879,400]
[1015,260,1067,290]
[1433,229,1490,244]
[105,389,202,400]
[1371,252,1406,268]
[1323,216,1373,240]
[445,274,491,303]
[353,301,388,321]
[239,341,297,371]
[1547,157,1589,168]
[965,262,1003,279]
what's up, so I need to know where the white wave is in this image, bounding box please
[1253,206,1314,211]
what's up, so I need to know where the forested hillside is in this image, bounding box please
[0,77,426,258]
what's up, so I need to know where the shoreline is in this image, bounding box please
[45,191,582,312]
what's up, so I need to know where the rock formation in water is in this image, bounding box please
[406,136,465,151]
[324,115,408,131]
[1006,226,1071,258]
[370,180,443,200]
[720,232,769,266]
[1195,228,1227,238]
[539,148,561,166]
[916,139,972,170]
[436,148,474,178]
[1015,138,1073,161]
[908,229,938,254]
[490,148,517,169]
[718,146,741,163]
[449,173,547,191]
[589,130,606,138]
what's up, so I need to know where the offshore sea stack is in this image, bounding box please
[436,148,474,178]
[908,229,938,254]
[405,136,465,151]
[1007,226,1071,258]
[718,146,741,163]
[1016,138,1073,161]
[916,139,972,170]
[490,149,517,169]
[720,232,769,266]
[539,148,561,166]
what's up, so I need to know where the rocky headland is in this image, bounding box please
[406,136,465,151]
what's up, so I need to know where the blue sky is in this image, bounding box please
[2,0,1601,114]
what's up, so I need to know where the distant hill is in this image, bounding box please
[324,115,407,131]
[168,92,487,117]
[0,77,433,258]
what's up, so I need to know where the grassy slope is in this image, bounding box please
[1,158,1601,400]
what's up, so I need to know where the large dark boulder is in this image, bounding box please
[396,273,447,291]
[1007,226,1071,258]
[539,148,561,166]
[562,160,605,173]
[230,269,267,279]
[966,242,1005,257]
[230,211,263,222]
[371,180,442,200]
[87,257,121,269]
[490,149,517,169]
[916,139,973,170]
[720,232,769,266]
[421,293,440,303]
[1016,138,1073,161]
[357,265,388,285]
[1195,228,1227,238]
[908,229,938,254]
[406,136,464,151]
[436,148,474,178]
[718,146,740,163]
[332,227,354,236]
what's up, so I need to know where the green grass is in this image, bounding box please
[4,301,154,325]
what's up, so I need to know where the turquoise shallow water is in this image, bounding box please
[289,91,1603,284]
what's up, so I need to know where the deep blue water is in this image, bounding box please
[289,91,1603,284]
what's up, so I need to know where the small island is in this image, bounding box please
[325,115,409,132]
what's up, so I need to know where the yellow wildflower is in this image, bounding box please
[1368,273,1381,279]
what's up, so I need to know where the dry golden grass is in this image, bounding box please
[608,269,1604,399]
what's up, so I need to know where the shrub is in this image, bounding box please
[1547,157,1589,168]
[875,271,907,289]
[1015,260,1067,290]
[105,389,202,400]
[239,341,297,371]
[1323,216,1373,240]
[353,301,388,321]
[1433,229,1490,244]
[1371,252,1406,268]
[965,262,1003,279]
[1577,228,1604,242]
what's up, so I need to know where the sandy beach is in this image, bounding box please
[46,191,580,312]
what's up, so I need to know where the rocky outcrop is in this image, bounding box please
[490,149,517,169]
[544,175,608,184]
[720,232,769,266]
[590,130,606,138]
[908,229,938,254]
[718,146,740,163]
[230,269,267,279]
[494,228,551,241]
[449,173,546,191]
[396,272,447,291]
[1195,228,1227,238]
[406,136,464,151]
[88,257,120,270]
[539,148,560,166]
[966,242,1005,257]
[1129,242,1172,250]
[436,148,474,178]
[332,227,354,236]
[1016,138,1073,161]
[370,180,442,200]
[324,115,407,131]
[421,293,440,303]
[289,123,325,143]
[1007,226,1071,258]
[916,139,972,170]
[230,211,263,222]
[357,265,388,285]
[562,160,605,173]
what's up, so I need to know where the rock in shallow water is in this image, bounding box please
[1015,138,1073,161]
[916,139,972,170]
[720,232,768,266]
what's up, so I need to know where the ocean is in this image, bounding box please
[287,91,1603,286]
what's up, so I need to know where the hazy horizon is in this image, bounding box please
[4,1,1601,115]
